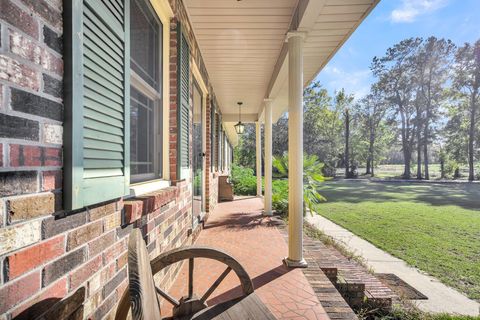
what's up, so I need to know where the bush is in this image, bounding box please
[271,153,328,217]
[272,179,289,216]
[230,165,257,195]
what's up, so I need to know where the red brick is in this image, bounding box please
[66,221,102,251]
[88,201,116,221]
[88,230,115,258]
[5,235,65,281]
[9,30,63,76]
[103,240,126,266]
[0,56,39,91]
[0,271,41,314]
[11,277,67,319]
[0,0,39,39]
[7,192,55,222]
[44,147,62,166]
[124,200,143,224]
[42,170,62,191]
[69,255,103,292]
[19,0,62,30]
[9,145,62,167]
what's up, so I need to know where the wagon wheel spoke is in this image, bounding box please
[155,286,180,307]
[200,266,232,304]
[188,258,194,298]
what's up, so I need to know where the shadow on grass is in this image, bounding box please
[318,180,480,211]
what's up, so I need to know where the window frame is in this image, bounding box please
[129,0,165,185]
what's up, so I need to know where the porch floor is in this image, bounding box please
[165,197,330,320]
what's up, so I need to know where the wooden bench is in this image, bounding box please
[115,229,276,320]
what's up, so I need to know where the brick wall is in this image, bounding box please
[0,0,227,318]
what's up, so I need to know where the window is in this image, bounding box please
[130,0,163,183]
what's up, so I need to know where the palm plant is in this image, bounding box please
[272,153,327,215]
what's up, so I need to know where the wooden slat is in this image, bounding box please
[103,0,124,25]
[84,137,124,152]
[84,118,123,138]
[84,78,124,105]
[84,159,123,169]
[84,35,123,68]
[84,7,124,56]
[84,54,123,83]
[84,128,124,144]
[83,168,123,178]
[84,107,124,129]
[84,67,124,96]
[84,88,125,116]
[84,0,124,39]
[84,148,123,160]
[84,96,124,120]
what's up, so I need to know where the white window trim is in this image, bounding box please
[130,179,171,196]
[128,0,173,196]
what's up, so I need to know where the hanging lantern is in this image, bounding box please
[234,102,245,134]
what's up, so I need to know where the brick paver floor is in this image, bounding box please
[163,197,330,320]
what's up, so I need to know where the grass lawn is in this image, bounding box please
[316,180,480,300]
[365,164,472,180]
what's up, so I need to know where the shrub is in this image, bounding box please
[271,153,327,216]
[272,179,289,216]
[230,164,257,195]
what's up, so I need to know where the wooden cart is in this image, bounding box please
[115,229,276,320]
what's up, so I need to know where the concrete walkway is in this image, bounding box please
[306,214,480,316]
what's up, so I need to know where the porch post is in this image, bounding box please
[284,31,307,268]
[264,99,273,216]
[256,121,262,197]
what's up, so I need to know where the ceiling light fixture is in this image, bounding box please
[234,102,245,134]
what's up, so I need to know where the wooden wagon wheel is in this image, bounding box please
[151,246,254,318]
[115,229,254,320]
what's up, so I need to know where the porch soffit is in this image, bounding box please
[184,0,379,143]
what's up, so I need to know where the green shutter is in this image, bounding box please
[64,0,130,210]
[210,102,215,170]
[177,25,190,180]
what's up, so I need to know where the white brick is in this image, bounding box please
[0,220,41,256]
[43,123,63,144]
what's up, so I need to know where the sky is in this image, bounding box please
[315,0,480,100]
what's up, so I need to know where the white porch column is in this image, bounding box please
[264,99,273,216]
[284,31,307,268]
[256,121,262,197]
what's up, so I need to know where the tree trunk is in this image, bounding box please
[366,129,374,175]
[468,92,477,181]
[416,127,422,179]
[400,111,411,179]
[344,109,350,178]
[423,120,430,180]
[440,158,445,179]
[371,154,375,177]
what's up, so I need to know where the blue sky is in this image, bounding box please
[315,0,480,100]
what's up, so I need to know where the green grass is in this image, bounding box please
[316,180,480,300]
[365,164,471,180]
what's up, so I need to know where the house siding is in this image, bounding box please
[0,0,229,318]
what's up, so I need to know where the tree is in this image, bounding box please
[333,89,355,177]
[356,87,389,176]
[414,37,455,179]
[372,38,423,179]
[233,124,257,170]
[452,40,480,181]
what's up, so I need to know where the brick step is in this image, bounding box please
[273,219,359,320]
[303,238,396,311]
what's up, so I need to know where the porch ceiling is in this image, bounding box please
[184,0,379,145]
[184,0,299,119]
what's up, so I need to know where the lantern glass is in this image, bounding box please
[235,122,245,134]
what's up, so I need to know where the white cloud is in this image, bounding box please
[390,0,448,23]
[322,66,372,99]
